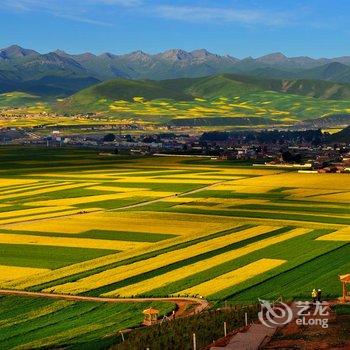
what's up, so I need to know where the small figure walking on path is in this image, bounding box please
[317,289,322,302]
[311,288,317,303]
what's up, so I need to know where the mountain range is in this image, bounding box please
[3,45,350,96]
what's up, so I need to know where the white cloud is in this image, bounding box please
[0,1,292,27]
[0,0,141,26]
[152,5,291,26]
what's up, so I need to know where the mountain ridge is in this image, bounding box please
[3,45,350,96]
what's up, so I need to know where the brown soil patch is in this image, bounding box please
[263,305,350,350]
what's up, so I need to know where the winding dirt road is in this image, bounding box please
[0,289,209,318]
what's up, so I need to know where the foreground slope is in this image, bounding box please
[0,148,349,348]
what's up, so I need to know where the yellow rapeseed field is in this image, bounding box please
[86,185,149,192]
[177,258,286,297]
[284,188,342,198]
[114,178,216,184]
[305,192,350,203]
[0,265,49,285]
[103,229,307,297]
[48,226,282,294]
[154,173,243,181]
[0,182,97,201]
[26,192,144,207]
[0,233,152,251]
[316,227,350,241]
[4,226,232,290]
[0,182,55,195]
[232,173,350,190]
[0,206,72,219]
[2,211,241,235]
[0,178,39,187]
[0,208,98,226]
[211,184,278,193]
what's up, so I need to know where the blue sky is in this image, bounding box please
[0,0,348,58]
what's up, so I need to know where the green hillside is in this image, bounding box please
[51,74,350,126]
[60,74,350,110]
[0,92,42,107]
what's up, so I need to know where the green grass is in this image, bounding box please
[0,295,174,350]
[333,304,350,315]
[0,244,117,269]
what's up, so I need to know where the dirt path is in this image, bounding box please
[0,289,209,318]
[0,179,229,228]
[108,179,230,211]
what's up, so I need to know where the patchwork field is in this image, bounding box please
[3,89,350,128]
[0,147,349,348]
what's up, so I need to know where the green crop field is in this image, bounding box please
[0,147,349,348]
[0,295,173,350]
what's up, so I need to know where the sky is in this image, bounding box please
[0,0,349,58]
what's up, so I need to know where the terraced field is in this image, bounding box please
[0,147,349,348]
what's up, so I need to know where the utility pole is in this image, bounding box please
[193,333,197,350]
[119,331,124,342]
[245,312,248,326]
[224,322,227,337]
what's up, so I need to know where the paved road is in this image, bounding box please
[0,289,209,317]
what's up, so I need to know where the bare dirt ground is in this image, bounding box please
[263,303,350,350]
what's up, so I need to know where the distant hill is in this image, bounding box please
[67,78,192,109]
[0,92,41,107]
[55,74,350,128]
[301,62,350,83]
[4,45,350,96]
[65,74,350,109]
[300,114,350,129]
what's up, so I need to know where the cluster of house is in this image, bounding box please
[0,125,349,172]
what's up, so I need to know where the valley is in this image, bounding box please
[0,148,348,348]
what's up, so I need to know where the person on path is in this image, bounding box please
[317,289,322,302]
[311,289,317,303]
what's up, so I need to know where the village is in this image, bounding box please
[0,123,349,173]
